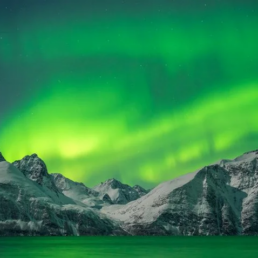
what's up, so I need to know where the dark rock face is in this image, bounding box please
[12,154,59,194]
[102,194,113,204]
[0,152,6,162]
[13,154,49,184]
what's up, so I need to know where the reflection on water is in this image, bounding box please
[0,237,258,258]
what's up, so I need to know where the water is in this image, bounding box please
[0,237,258,258]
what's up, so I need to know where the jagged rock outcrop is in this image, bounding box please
[93,178,147,204]
[12,154,59,193]
[102,194,113,204]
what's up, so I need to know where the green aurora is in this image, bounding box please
[0,1,257,187]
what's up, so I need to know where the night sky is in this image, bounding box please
[0,0,257,188]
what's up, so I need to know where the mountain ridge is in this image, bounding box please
[0,150,258,236]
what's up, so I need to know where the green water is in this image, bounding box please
[0,237,258,258]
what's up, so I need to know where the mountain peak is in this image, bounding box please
[0,152,6,162]
[94,178,147,204]
[105,178,120,183]
[101,178,123,188]
[12,154,54,188]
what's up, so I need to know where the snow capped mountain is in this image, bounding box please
[1,150,258,236]
[13,154,58,191]
[12,154,70,204]
[93,178,147,204]
[0,157,125,236]
[102,150,258,235]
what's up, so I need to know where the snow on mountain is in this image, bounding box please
[102,150,258,235]
[0,156,125,236]
[1,150,258,236]
[133,185,148,197]
[101,171,198,229]
[51,173,111,207]
[93,178,147,204]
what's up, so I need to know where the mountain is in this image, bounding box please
[51,173,112,207]
[1,150,258,236]
[0,155,125,236]
[102,150,258,235]
[93,178,148,204]
[12,154,62,200]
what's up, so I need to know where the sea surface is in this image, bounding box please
[0,236,258,258]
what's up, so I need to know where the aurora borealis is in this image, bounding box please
[0,0,258,187]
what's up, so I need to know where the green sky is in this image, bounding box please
[0,1,257,188]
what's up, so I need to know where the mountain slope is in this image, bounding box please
[102,151,258,235]
[219,150,258,234]
[0,157,125,236]
[1,150,258,236]
[51,173,111,207]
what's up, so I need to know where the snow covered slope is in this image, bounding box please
[102,150,258,235]
[51,173,111,207]
[93,178,148,204]
[0,156,125,236]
